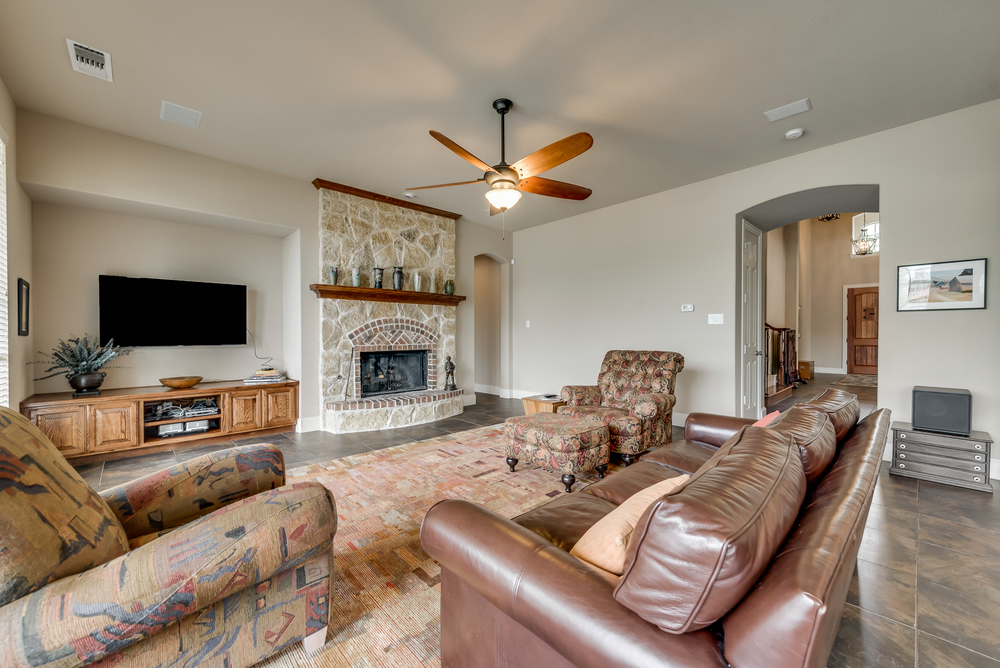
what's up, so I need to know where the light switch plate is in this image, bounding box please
[708,314,724,324]
[526,320,530,328]
[681,304,694,312]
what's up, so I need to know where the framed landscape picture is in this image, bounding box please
[897,258,987,311]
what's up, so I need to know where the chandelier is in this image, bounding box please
[852,227,879,255]
[818,213,841,222]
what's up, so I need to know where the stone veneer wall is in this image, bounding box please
[319,188,459,430]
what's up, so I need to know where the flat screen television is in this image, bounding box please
[99,275,247,347]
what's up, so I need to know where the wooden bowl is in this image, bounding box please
[159,376,203,389]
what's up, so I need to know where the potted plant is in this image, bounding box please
[34,334,132,396]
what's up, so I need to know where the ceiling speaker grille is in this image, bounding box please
[66,39,113,81]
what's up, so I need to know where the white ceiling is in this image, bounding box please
[1,0,999,231]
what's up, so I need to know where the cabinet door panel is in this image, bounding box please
[89,402,140,452]
[28,406,88,456]
[263,387,297,428]
[228,391,263,433]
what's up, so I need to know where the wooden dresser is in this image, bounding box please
[890,421,993,493]
[20,380,298,465]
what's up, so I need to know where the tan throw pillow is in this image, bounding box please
[570,474,690,575]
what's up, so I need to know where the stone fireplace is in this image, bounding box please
[318,185,463,433]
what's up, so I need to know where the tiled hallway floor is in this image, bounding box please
[72,391,1000,667]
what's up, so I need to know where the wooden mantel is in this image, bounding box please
[310,284,467,306]
[312,178,462,220]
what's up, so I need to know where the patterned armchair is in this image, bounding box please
[558,350,684,464]
[0,406,336,668]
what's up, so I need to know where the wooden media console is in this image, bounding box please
[20,379,298,464]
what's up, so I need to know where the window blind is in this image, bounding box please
[0,137,8,407]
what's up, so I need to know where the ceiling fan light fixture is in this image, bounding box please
[485,187,521,211]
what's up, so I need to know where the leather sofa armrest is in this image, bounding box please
[561,385,601,406]
[0,482,336,668]
[684,412,757,448]
[100,443,285,539]
[421,500,727,668]
[631,392,677,419]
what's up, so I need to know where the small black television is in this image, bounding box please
[99,275,247,347]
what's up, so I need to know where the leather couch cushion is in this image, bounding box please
[514,492,618,551]
[582,460,687,505]
[798,388,860,441]
[769,406,838,483]
[640,440,718,474]
[614,426,806,633]
[571,475,690,574]
[0,407,130,606]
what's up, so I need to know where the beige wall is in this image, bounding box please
[513,97,1000,444]
[765,227,786,327]
[16,111,322,424]
[804,215,878,371]
[31,203,284,394]
[455,219,513,401]
[0,75,33,405]
[474,254,502,390]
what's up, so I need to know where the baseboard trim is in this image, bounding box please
[815,366,846,375]
[463,392,477,406]
[475,383,504,396]
[512,389,543,399]
[296,416,322,433]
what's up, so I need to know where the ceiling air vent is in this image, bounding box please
[66,39,113,81]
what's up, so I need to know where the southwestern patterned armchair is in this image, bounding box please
[0,406,336,668]
[558,350,684,464]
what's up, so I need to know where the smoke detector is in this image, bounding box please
[785,128,805,140]
[66,39,113,82]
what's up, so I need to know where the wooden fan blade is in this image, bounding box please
[406,179,484,191]
[517,176,592,200]
[511,132,593,179]
[430,131,497,173]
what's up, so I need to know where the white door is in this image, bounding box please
[741,220,764,419]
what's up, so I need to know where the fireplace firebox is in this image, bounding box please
[360,350,428,397]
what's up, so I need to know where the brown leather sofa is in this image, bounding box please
[422,389,890,668]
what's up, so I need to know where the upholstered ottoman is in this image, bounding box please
[504,413,611,493]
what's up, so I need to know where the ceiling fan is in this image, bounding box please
[407,98,593,216]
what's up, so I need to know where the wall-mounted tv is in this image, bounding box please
[99,275,247,347]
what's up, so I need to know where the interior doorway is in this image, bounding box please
[474,254,503,396]
[736,186,881,418]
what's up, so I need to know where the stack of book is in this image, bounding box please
[243,369,287,385]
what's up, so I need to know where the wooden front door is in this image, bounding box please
[847,287,879,374]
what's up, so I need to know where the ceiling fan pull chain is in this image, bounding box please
[502,210,506,240]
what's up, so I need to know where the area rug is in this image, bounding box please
[258,423,620,667]
[831,374,878,388]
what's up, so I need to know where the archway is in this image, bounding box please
[735,185,880,417]
[473,253,513,398]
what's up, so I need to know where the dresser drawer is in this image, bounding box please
[894,459,988,485]
[895,449,987,473]
[895,441,987,462]
[896,430,988,453]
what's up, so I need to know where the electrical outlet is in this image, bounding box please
[681,304,694,312]
[708,314,724,325]
[526,320,530,328]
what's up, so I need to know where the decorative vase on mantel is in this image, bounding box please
[372,267,384,289]
[444,280,455,296]
[392,266,404,290]
[69,371,106,397]
[413,272,422,292]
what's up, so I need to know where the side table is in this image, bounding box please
[890,421,993,493]
[522,394,566,416]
